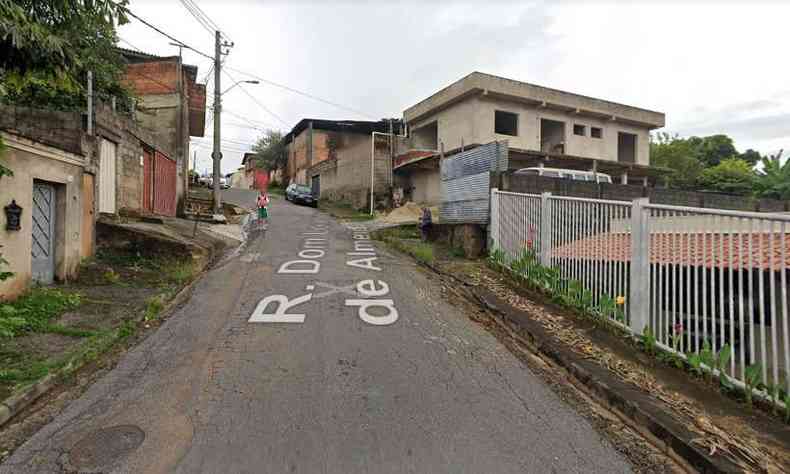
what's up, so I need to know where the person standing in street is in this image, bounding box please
[419,206,432,241]
[257,190,270,221]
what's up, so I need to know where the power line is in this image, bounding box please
[225,64,377,120]
[120,6,213,60]
[222,69,289,126]
[178,0,214,35]
[183,0,233,43]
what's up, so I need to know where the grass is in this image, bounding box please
[318,200,375,221]
[0,288,82,338]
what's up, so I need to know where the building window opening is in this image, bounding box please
[540,119,566,154]
[618,132,637,163]
[591,127,603,139]
[573,124,586,136]
[412,121,438,150]
[494,111,518,136]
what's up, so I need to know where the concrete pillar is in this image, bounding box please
[621,172,629,185]
[629,198,650,334]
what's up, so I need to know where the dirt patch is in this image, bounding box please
[380,202,439,225]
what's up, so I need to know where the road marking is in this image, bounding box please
[311,281,358,299]
[248,293,312,323]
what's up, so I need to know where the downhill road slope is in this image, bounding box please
[2,196,631,473]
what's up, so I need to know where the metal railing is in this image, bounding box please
[490,189,790,400]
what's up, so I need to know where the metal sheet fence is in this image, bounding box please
[440,141,508,224]
[491,189,790,400]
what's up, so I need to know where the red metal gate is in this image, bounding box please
[253,169,269,190]
[153,151,177,216]
[142,149,154,213]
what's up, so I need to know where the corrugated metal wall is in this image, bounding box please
[153,151,177,217]
[440,141,508,224]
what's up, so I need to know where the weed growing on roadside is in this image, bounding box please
[744,364,762,408]
[103,269,121,284]
[144,296,165,321]
[641,327,657,357]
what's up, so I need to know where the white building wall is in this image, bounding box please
[410,95,652,166]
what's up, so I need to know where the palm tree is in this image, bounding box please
[755,150,789,199]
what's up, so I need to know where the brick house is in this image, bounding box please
[120,48,207,211]
[284,118,399,209]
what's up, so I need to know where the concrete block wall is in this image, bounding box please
[505,173,789,212]
[306,132,392,210]
[94,102,169,215]
[0,106,83,156]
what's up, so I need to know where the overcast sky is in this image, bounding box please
[120,0,790,175]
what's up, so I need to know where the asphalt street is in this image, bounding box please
[1,190,632,473]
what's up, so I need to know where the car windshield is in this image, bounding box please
[294,185,312,193]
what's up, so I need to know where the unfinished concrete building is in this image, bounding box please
[394,72,666,205]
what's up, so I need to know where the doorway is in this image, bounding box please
[540,119,566,154]
[311,175,321,197]
[31,180,56,284]
[618,132,637,163]
[99,138,117,214]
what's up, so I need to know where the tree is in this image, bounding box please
[0,0,130,110]
[251,130,286,171]
[755,150,790,200]
[650,132,704,189]
[696,158,755,195]
[687,134,738,167]
[738,148,763,166]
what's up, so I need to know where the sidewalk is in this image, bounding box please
[373,225,790,473]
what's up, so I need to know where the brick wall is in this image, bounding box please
[123,62,179,95]
[503,172,789,212]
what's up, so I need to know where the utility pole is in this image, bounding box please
[212,30,222,214]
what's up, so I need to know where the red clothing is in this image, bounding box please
[257,194,269,208]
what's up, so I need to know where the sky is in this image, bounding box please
[120,0,790,175]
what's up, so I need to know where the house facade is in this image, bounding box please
[0,102,172,298]
[394,72,666,205]
[120,48,207,211]
[284,119,397,209]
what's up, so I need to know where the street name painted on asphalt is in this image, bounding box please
[247,220,399,325]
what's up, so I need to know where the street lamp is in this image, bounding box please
[221,80,259,96]
[211,78,259,215]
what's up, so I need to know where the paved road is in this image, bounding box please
[2,194,631,473]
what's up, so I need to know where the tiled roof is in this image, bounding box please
[551,232,790,270]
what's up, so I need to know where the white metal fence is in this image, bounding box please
[491,189,790,398]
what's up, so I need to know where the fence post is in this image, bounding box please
[629,198,650,334]
[539,192,552,266]
[490,188,499,250]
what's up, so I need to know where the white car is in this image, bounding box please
[514,167,613,184]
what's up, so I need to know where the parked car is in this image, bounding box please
[206,177,231,189]
[285,183,318,207]
[513,167,613,184]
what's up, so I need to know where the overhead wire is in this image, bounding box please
[224,65,377,120]
[120,6,213,60]
[178,0,215,35]
[222,69,289,126]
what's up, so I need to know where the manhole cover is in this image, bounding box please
[67,425,145,471]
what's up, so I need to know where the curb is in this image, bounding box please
[406,255,743,473]
[470,285,741,473]
[0,243,218,430]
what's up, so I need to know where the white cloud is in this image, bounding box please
[122,0,790,173]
